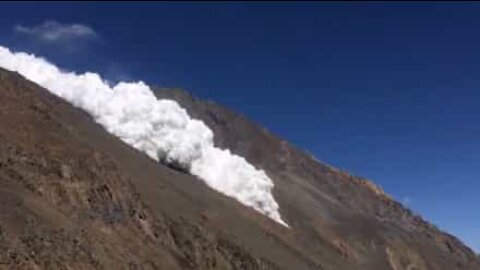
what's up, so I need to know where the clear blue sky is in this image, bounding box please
[0,2,478,252]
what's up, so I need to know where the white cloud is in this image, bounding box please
[14,21,97,42]
[0,45,288,227]
[402,196,412,206]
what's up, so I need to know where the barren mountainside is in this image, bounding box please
[0,68,479,269]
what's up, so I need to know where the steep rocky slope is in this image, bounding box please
[0,68,478,269]
[155,87,480,270]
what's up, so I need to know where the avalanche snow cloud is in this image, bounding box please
[0,45,288,227]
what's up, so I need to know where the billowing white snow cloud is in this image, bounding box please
[0,46,288,227]
[15,21,97,42]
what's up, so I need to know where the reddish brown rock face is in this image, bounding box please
[0,68,478,269]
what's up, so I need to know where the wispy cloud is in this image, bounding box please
[402,196,412,206]
[14,21,97,42]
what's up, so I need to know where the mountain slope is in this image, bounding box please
[0,68,478,270]
[0,68,294,270]
[154,88,480,270]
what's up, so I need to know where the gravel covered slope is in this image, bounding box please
[155,87,480,270]
[0,69,478,269]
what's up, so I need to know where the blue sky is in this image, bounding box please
[0,2,478,252]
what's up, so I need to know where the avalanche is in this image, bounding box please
[0,45,288,227]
